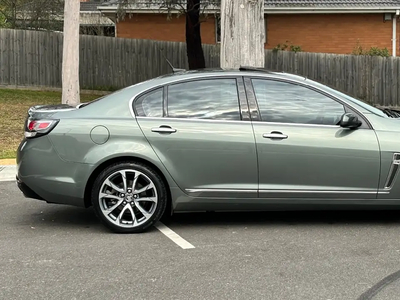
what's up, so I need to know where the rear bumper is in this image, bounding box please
[16,175,44,201]
[16,136,94,207]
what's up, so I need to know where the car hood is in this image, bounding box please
[364,112,400,132]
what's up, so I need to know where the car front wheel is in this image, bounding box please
[91,161,167,233]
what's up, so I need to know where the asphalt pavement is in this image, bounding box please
[2,180,400,300]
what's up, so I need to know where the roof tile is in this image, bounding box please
[80,1,106,12]
[265,0,400,8]
[100,0,400,9]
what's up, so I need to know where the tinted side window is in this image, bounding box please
[135,88,163,117]
[252,79,345,125]
[167,79,240,120]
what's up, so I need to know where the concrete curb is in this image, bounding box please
[0,165,16,182]
[0,159,16,165]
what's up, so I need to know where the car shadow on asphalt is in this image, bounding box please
[27,205,159,233]
[167,210,400,228]
[23,205,400,232]
[27,205,101,230]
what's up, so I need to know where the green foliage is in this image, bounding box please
[0,88,99,159]
[368,47,390,57]
[0,10,9,28]
[352,41,390,57]
[0,0,64,31]
[273,41,302,53]
[273,43,288,51]
[289,44,302,53]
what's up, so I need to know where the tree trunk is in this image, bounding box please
[185,0,205,70]
[62,0,80,106]
[11,2,17,28]
[220,0,265,69]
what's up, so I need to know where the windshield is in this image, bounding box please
[334,91,387,117]
[309,80,387,117]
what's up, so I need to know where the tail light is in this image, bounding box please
[24,119,59,138]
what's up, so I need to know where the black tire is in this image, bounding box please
[91,161,168,233]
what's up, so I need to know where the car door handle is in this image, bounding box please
[151,126,177,134]
[263,131,288,140]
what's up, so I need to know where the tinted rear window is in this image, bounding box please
[167,79,240,120]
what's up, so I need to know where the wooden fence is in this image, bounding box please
[264,51,399,107]
[0,28,398,106]
[0,28,220,91]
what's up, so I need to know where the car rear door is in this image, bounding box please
[244,76,380,199]
[134,76,258,198]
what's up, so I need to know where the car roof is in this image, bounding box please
[125,67,381,116]
[160,66,306,81]
[84,65,384,121]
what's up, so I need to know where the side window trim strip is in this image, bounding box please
[163,85,168,117]
[236,77,250,121]
[243,77,261,121]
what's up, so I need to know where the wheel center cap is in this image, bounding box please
[126,194,133,202]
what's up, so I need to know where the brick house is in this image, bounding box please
[97,0,400,56]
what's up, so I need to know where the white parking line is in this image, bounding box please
[155,222,195,249]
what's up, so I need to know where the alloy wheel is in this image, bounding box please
[98,169,158,228]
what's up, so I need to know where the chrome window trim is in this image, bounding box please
[378,191,391,194]
[162,85,168,117]
[136,116,253,125]
[128,80,156,118]
[129,72,375,130]
[129,98,137,118]
[246,76,374,130]
[129,75,247,120]
[133,87,164,118]
[165,77,243,121]
[186,189,255,193]
[237,77,251,121]
[383,153,400,190]
[259,190,376,194]
[186,188,379,194]
[253,121,341,128]
[243,77,261,121]
[136,116,343,128]
[129,98,136,118]
[130,86,163,118]
[31,108,76,113]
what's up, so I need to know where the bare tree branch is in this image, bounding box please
[0,0,64,30]
[110,0,216,70]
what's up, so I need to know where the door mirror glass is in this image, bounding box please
[339,113,362,129]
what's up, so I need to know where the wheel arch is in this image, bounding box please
[84,156,172,217]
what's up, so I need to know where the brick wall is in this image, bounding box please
[265,13,399,55]
[116,12,399,55]
[116,13,217,44]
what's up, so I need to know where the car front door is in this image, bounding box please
[134,77,258,198]
[245,77,380,199]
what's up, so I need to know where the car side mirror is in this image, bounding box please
[339,113,362,129]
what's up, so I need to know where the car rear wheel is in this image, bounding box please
[91,161,167,233]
